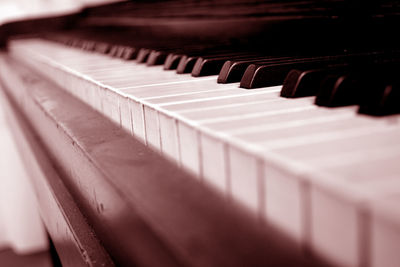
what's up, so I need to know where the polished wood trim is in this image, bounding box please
[0,77,114,266]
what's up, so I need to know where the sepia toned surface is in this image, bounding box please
[1,1,400,267]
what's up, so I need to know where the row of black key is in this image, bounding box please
[46,33,400,117]
[282,62,400,116]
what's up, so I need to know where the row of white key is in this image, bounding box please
[8,39,400,267]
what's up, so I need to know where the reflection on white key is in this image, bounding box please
[200,134,227,192]
[177,122,200,177]
[143,106,160,149]
[158,112,180,163]
[371,194,400,267]
[264,164,305,246]
[122,76,218,97]
[229,145,261,212]
[130,99,146,141]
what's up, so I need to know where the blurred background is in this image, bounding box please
[0,0,118,24]
[0,0,117,265]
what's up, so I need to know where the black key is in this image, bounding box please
[147,47,190,66]
[177,55,198,73]
[136,48,151,63]
[315,74,357,107]
[142,45,194,65]
[94,42,111,54]
[191,53,260,77]
[281,65,348,98]
[240,59,338,89]
[65,39,75,46]
[165,46,220,70]
[176,51,232,74]
[177,50,255,74]
[108,45,121,57]
[218,59,254,83]
[239,51,393,89]
[121,46,136,60]
[164,53,183,70]
[115,46,127,58]
[70,39,83,48]
[148,44,225,67]
[108,45,136,59]
[147,50,168,65]
[315,62,400,107]
[359,83,400,116]
[82,40,96,51]
[218,56,296,83]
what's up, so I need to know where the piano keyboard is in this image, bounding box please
[5,38,400,267]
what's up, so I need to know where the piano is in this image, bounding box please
[1,1,400,266]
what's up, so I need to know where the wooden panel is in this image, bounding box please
[0,82,114,267]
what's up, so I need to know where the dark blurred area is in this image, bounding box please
[1,0,400,53]
[0,0,117,47]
